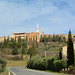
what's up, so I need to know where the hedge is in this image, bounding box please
[27,56,67,72]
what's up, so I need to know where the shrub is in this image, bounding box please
[12,47,18,55]
[70,64,75,71]
[11,56,22,60]
[27,56,38,69]
[61,60,67,68]
[27,56,67,72]
[0,64,2,72]
[53,60,62,72]
[33,58,48,70]
[47,58,54,71]
[0,57,7,68]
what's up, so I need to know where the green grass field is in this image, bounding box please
[7,55,30,67]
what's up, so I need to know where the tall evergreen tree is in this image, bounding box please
[67,30,74,66]
[59,47,62,60]
[44,36,46,46]
[18,36,21,43]
[15,36,16,42]
[22,47,25,55]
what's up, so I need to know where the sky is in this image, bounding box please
[0,0,75,37]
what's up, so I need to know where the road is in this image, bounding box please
[9,66,59,75]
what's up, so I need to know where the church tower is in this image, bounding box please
[36,24,39,33]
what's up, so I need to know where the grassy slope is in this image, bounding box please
[37,42,67,57]
[7,55,30,67]
[0,68,8,75]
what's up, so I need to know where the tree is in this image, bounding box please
[44,36,46,46]
[28,43,36,58]
[67,30,74,66]
[15,36,16,42]
[12,47,18,55]
[22,47,25,55]
[36,36,38,48]
[18,36,21,43]
[59,47,62,60]
[26,36,27,47]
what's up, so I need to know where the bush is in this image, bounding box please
[61,60,67,68]
[27,56,38,69]
[0,57,7,68]
[47,58,54,71]
[11,56,22,60]
[27,56,67,72]
[12,47,18,55]
[33,58,48,70]
[53,60,62,72]
[70,64,75,71]
[0,64,2,72]
[0,57,7,73]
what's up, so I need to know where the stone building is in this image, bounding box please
[11,24,40,42]
[0,36,10,42]
[62,43,75,59]
[42,32,53,38]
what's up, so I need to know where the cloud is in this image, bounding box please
[0,0,75,36]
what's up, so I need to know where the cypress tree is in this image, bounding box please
[67,30,74,66]
[15,36,16,42]
[18,36,21,43]
[22,47,25,55]
[59,47,62,60]
[44,36,46,46]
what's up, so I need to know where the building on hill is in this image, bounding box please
[11,24,40,42]
[62,42,75,59]
[42,32,53,38]
[0,36,10,42]
[56,34,65,37]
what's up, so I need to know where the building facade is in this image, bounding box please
[11,24,40,42]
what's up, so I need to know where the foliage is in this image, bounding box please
[12,47,18,55]
[61,60,67,68]
[18,36,21,43]
[67,30,74,66]
[0,64,2,72]
[22,47,25,55]
[0,57,7,72]
[27,56,67,72]
[28,43,36,58]
[59,47,62,60]
[44,36,46,46]
[40,34,65,42]
[70,64,75,71]
[53,60,62,72]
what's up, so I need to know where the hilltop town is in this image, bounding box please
[0,24,75,43]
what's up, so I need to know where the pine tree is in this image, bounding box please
[67,30,74,66]
[59,47,62,60]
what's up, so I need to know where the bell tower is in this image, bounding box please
[36,24,39,32]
